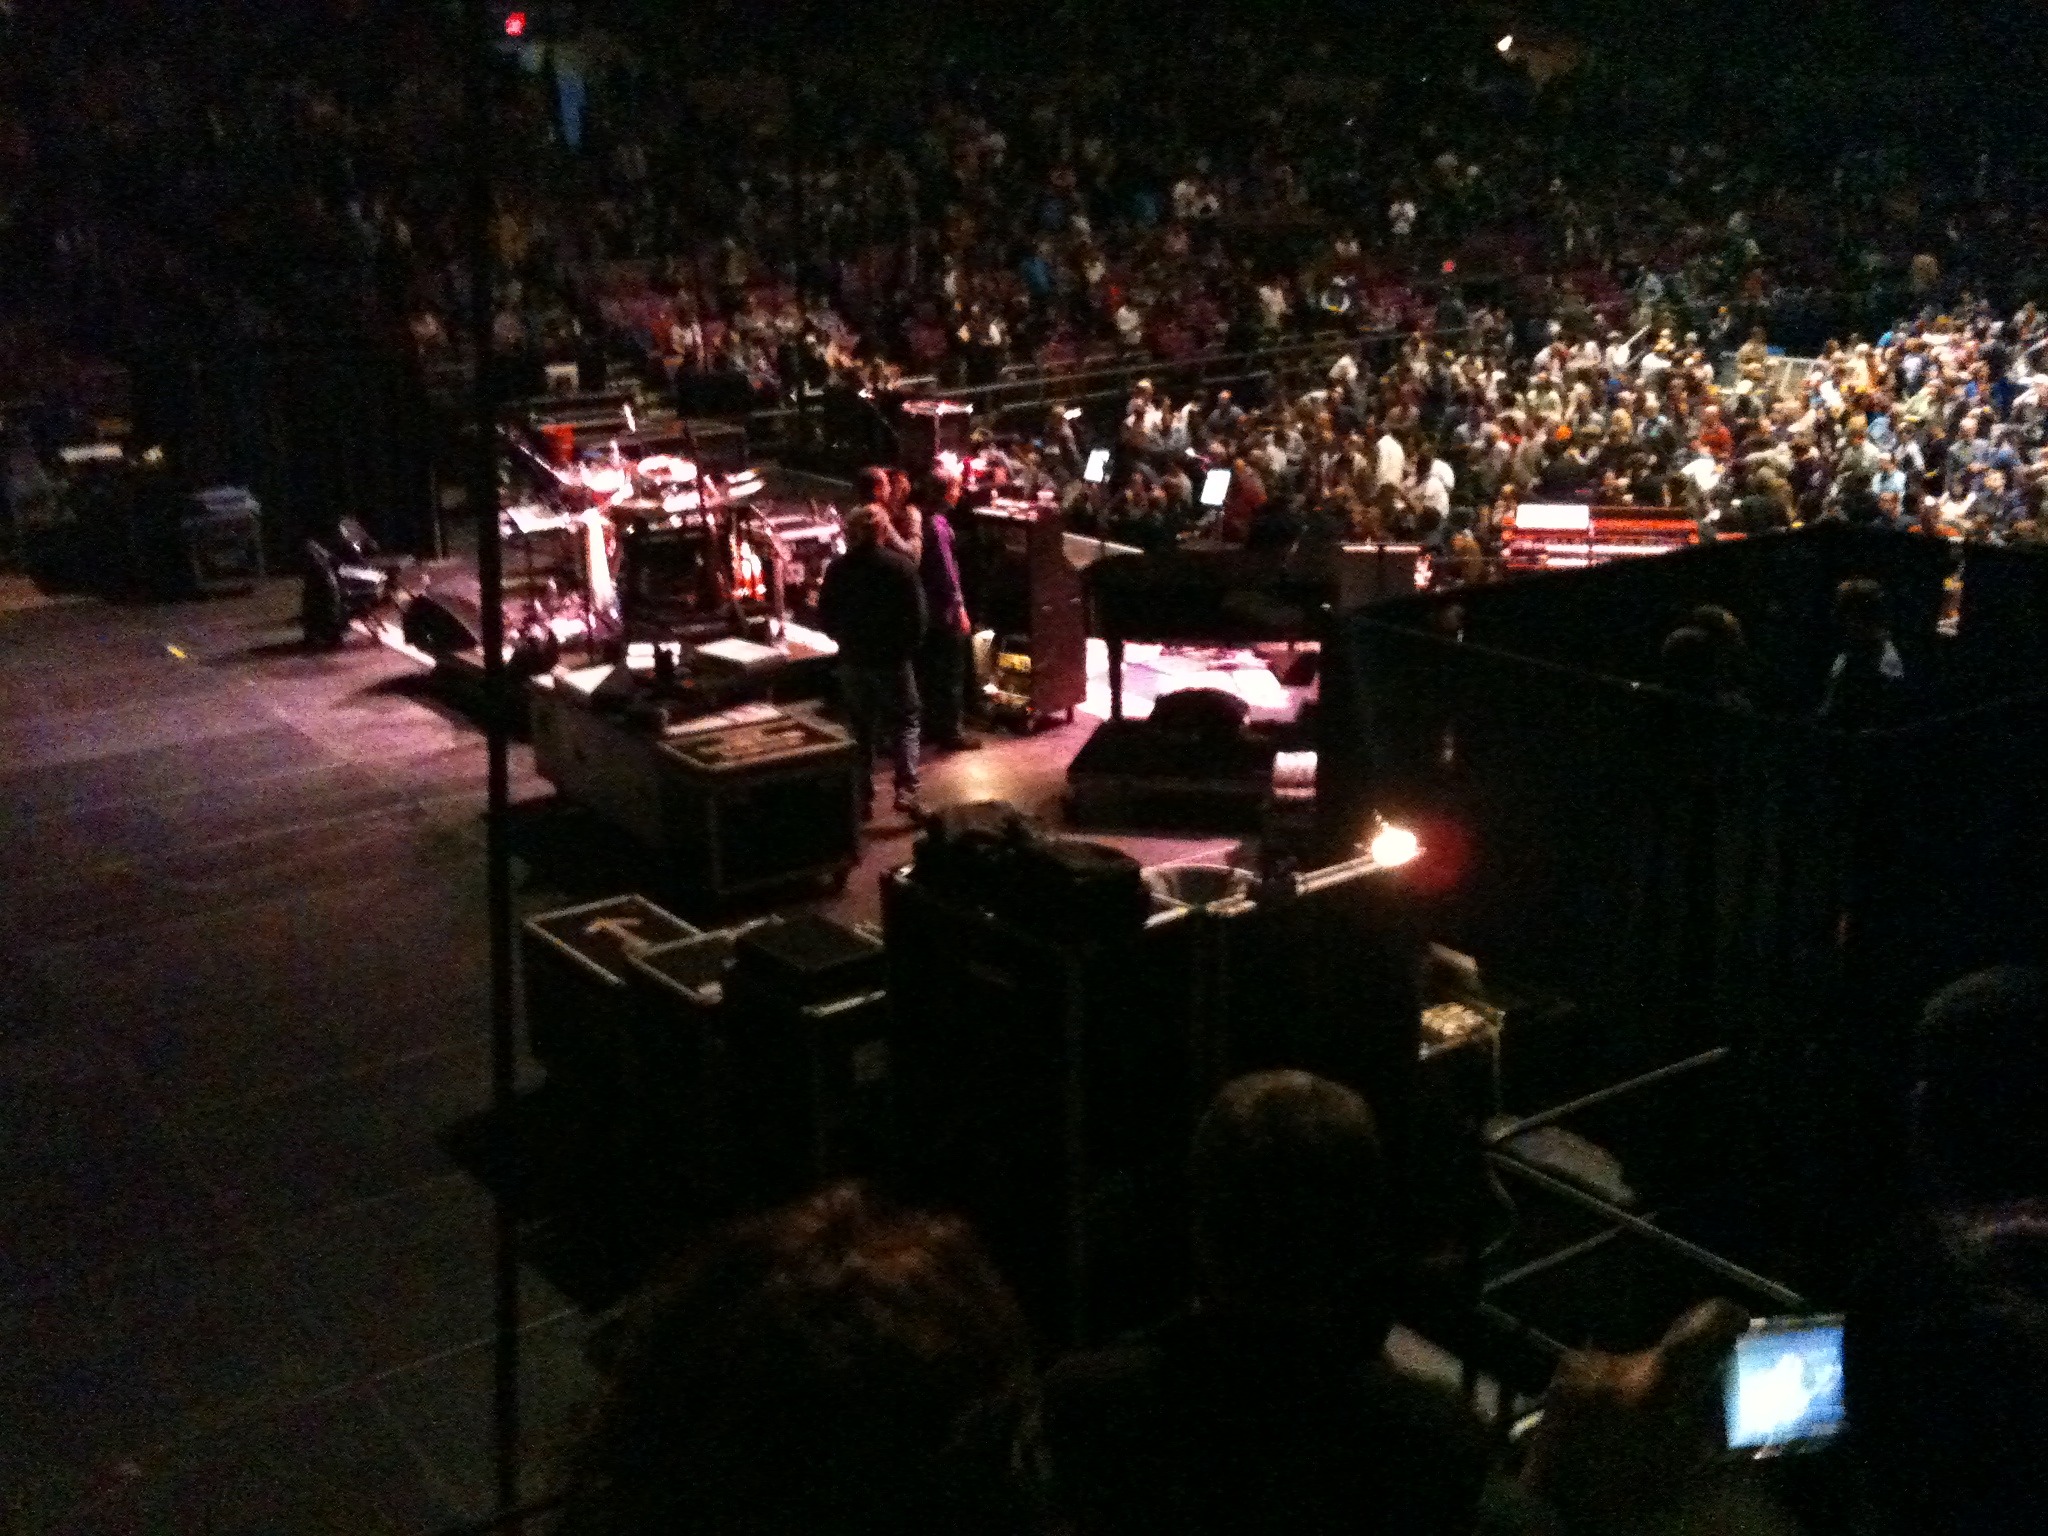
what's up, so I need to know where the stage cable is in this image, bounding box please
[463,0,522,1521]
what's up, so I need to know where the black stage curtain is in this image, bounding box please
[1323,529,2048,1272]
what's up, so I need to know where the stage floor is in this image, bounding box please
[0,575,1236,1529]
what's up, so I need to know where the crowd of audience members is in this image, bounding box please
[989,300,2048,571]
[11,1,2048,416]
[553,970,2048,1536]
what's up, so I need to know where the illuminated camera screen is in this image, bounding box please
[1725,1319,1846,1453]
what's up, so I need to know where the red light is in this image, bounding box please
[504,10,527,36]
[1441,259,1457,274]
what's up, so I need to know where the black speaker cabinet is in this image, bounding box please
[882,869,1200,1345]
[180,487,265,595]
[621,917,784,1217]
[964,499,1087,725]
[895,397,974,467]
[402,590,486,655]
[721,915,892,1206]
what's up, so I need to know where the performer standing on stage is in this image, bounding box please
[819,506,926,818]
[913,470,979,753]
[854,465,923,567]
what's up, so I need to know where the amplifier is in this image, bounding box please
[883,870,1198,1344]
[896,396,974,466]
[681,418,749,474]
[964,500,1086,726]
[181,487,265,595]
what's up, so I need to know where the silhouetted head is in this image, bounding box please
[1912,967,2048,1203]
[1659,626,1717,696]
[563,1183,1036,1535]
[856,465,893,505]
[1190,1071,1390,1335]
[1847,1202,2048,1536]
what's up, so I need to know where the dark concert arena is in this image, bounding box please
[5,1,2047,1531]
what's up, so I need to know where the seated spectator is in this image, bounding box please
[557,1183,1043,1536]
[1817,577,1907,726]
[1658,625,1722,698]
[1846,1201,2048,1536]
[1907,965,2048,1205]
[1042,1070,1491,1536]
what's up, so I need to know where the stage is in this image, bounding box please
[0,567,1250,1529]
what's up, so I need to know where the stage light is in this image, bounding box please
[1496,34,1513,52]
[1367,818,1421,869]
[505,11,528,36]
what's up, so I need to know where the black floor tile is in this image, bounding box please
[124,968,489,1120]
[47,1387,459,1536]
[373,1310,600,1523]
[0,1238,351,1528]
[267,1174,571,1379]
[168,1047,491,1228]
[0,721,334,823]
[0,1062,229,1304]
[0,691,281,782]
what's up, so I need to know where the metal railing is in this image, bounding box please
[747,324,1478,452]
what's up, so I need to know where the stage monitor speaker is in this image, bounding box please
[1066,715,1278,833]
[402,591,485,655]
[1149,686,1250,740]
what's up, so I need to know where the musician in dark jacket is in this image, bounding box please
[914,472,980,752]
[819,507,927,816]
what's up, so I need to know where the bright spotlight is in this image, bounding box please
[1496,34,1513,52]
[1367,819,1421,868]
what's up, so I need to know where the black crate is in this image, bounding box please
[621,919,783,1209]
[521,895,700,1117]
[723,918,892,1203]
[658,715,862,903]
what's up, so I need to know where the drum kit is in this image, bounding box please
[498,409,845,657]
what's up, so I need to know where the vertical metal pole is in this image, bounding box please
[464,0,520,1521]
